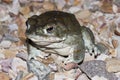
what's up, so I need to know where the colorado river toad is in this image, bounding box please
[24,11,109,80]
[26,11,104,64]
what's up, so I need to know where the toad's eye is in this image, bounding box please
[46,27,54,33]
[43,26,54,34]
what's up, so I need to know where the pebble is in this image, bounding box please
[16,52,28,61]
[113,4,119,13]
[0,40,12,48]
[8,24,18,32]
[0,58,13,73]
[113,0,120,13]
[96,54,110,61]
[0,53,5,59]
[1,0,12,3]
[43,1,55,10]
[80,60,118,80]
[54,69,80,80]
[4,34,19,42]
[0,5,11,21]
[54,0,66,10]
[105,58,120,73]
[21,73,38,80]
[112,39,119,48]
[115,72,120,79]
[77,74,90,80]
[9,0,20,15]
[11,57,27,73]
[48,63,58,71]
[92,75,108,80]
[100,0,113,13]
[20,6,31,16]
[8,69,17,80]
[19,0,30,4]
[0,72,10,80]
[3,49,17,58]
[62,62,78,71]
[112,35,120,58]
[75,10,92,21]
[69,6,81,13]
[84,53,95,61]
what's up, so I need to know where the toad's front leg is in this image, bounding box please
[27,42,51,80]
[64,39,85,64]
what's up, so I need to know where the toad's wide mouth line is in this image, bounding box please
[27,35,66,43]
[27,38,69,50]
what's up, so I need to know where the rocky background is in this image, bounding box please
[0,0,120,80]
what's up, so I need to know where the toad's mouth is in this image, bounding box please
[27,35,68,49]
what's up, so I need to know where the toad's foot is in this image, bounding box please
[27,59,51,80]
[86,44,101,58]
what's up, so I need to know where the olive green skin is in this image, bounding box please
[26,11,98,63]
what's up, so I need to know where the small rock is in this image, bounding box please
[4,34,19,42]
[80,60,118,80]
[27,59,51,80]
[16,52,28,61]
[75,10,92,22]
[54,69,81,80]
[112,35,120,58]
[54,0,66,10]
[8,69,17,80]
[105,58,120,72]
[9,0,20,15]
[92,75,108,80]
[63,62,78,71]
[19,0,30,4]
[82,0,101,11]
[114,29,120,36]
[8,24,18,32]
[1,0,12,4]
[112,39,119,48]
[3,49,17,58]
[100,0,113,13]
[77,74,90,80]
[84,53,95,61]
[0,58,13,72]
[115,72,120,79]
[0,5,11,21]
[21,73,38,80]
[113,0,120,13]
[48,63,58,71]
[43,1,55,10]
[0,53,5,59]
[11,57,27,73]
[27,75,38,80]
[96,54,110,61]
[69,6,81,13]
[0,40,12,48]
[20,6,31,16]
[113,4,119,13]
[0,72,10,80]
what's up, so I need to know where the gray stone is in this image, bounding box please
[79,60,118,80]
[77,74,90,80]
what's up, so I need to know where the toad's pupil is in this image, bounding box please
[47,27,53,33]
